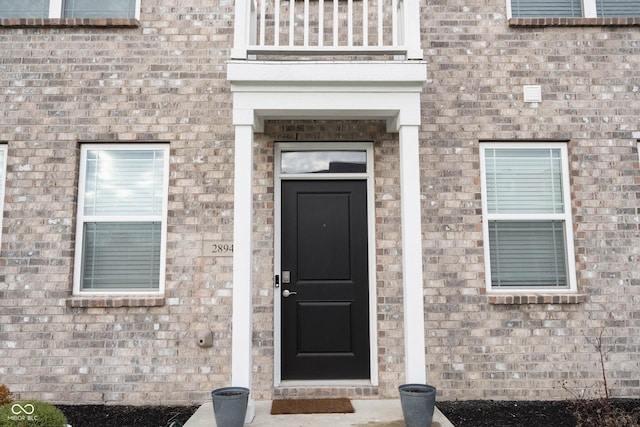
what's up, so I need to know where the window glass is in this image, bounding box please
[0,0,49,18]
[281,150,367,174]
[596,0,640,17]
[82,222,161,290]
[489,221,568,288]
[510,0,582,17]
[511,0,640,18]
[0,0,137,18]
[84,150,165,216]
[64,0,136,18]
[484,148,564,214]
[76,145,168,293]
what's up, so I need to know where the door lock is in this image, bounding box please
[282,289,298,298]
[282,271,291,284]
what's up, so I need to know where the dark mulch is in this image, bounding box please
[57,405,199,427]
[437,399,640,427]
[55,399,640,427]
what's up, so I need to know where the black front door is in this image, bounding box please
[281,180,370,380]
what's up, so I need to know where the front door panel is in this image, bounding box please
[281,180,370,380]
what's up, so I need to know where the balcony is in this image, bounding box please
[231,0,423,60]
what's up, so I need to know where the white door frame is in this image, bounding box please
[273,142,378,387]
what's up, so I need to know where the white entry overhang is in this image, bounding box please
[228,61,427,131]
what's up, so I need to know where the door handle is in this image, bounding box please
[282,289,298,298]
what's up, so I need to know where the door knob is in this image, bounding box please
[282,289,298,298]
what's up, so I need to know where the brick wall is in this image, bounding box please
[0,0,639,406]
[422,0,640,400]
[0,1,238,405]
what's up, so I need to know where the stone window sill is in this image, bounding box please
[509,17,640,27]
[67,296,165,308]
[0,18,139,28]
[488,294,586,305]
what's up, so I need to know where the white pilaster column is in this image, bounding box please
[231,121,255,422]
[398,124,427,384]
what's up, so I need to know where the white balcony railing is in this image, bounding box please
[231,0,423,59]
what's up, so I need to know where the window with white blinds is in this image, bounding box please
[0,145,6,249]
[0,0,138,18]
[74,145,169,294]
[509,0,640,17]
[510,0,582,17]
[596,0,640,17]
[481,143,576,291]
[64,0,136,18]
[0,0,49,18]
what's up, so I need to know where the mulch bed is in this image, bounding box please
[58,405,199,427]
[437,399,640,427]
[55,399,640,427]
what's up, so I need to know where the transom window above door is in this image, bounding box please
[508,0,640,18]
[279,147,369,175]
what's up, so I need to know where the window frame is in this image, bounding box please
[73,143,169,296]
[0,0,140,19]
[480,142,577,294]
[0,144,6,251]
[507,0,616,18]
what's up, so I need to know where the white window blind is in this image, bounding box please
[482,145,574,290]
[83,150,165,217]
[0,0,49,18]
[0,0,137,18]
[510,0,582,17]
[82,222,161,289]
[484,148,564,215]
[64,0,136,18]
[76,146,168,293]
[596,0,640,17]
[489,220,568,287]
[510,0,640,17]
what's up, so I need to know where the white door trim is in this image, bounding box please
[273,142,378,387]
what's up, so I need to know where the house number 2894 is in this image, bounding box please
[204,242,234,257]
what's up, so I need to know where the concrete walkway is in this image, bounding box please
[184,399,454,427]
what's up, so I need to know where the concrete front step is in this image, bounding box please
[184,399,454,427]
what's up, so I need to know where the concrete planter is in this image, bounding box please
[211,387,249,427]
[399,384,437,427]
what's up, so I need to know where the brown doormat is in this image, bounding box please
[270,398,355,415]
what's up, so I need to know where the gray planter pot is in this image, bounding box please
[211,387,249,427]
[399,384,436,427]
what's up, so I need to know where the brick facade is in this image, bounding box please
[1,0,639,405]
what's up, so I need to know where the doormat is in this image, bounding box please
[270,398,355,415]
